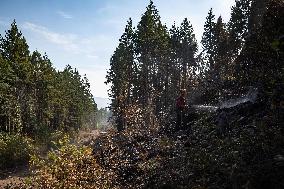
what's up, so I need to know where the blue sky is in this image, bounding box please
[0,0,235,98]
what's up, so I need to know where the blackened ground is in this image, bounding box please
[91,101,284,189]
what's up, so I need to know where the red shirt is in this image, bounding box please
[176,96,186,109]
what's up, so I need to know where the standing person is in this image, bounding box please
[176,89,186,130]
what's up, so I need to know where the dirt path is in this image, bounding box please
[77,129,100,145]
[0,165,30,187]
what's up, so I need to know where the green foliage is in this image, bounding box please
[234,0,284,92]
[135,1,170,110]
[52,65,97,131]
[106,19,136,128]
[0,132,34,169]
[106,1,200,129]
[25,135,115,189]
[0,1,283,188]
[170,18,198,102]
[0,21,97,135]
[33,125,65,148]
[201,8,216,68]
[228,0,252,55]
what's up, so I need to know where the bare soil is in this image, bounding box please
[0,165,30,187]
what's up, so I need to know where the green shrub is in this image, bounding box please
[0,132,34,169]
[26,135,116,189]
[33,124,53,144]
[34,126,77,150]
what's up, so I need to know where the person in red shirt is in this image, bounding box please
[176,89,187,130]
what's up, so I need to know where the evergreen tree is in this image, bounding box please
[201,8,216,69]
[106,18,136,130]
[0,20,34,134]
[248,0,268,34]
[201,15,231,103]
[179,18,198,91]
[0,20,97,134]
[168,23,182,110]
[212,16,231,99]
[168,19,198,108]
[213,16,230,79]
[228,0,252,57]
[135,0,169,110]
[31,51,56,129]
[51,65,96,131]
[235,0,283,92]
[0,53,21,132]
[0,20,31,81]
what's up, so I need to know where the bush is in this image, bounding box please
[26,135,116,189]
[0,132,34,169]
[33,124,53,144]
[33,125,67,145]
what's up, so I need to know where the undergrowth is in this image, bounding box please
[0,133,34,170]
[3,110,284,189]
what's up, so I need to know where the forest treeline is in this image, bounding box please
[106,0,283,130]
[0,21,97,136]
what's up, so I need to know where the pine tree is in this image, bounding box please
[213,16,229,77]
[0,20,97,135]
[201,8,216,69]
[119,18,136,104]
[0,20,34,134]
[168,23,183,111]
[106,18,136,130]
[0,53,20,132]
[201,15,230,103]
[235,0,283,91]
[169,23,181,88]
[248,0,268,34]
[135,0,169,109]
[168,18,198,109]
[51,65,96,131]
[179,18,198,90]
[0,20,31,81]
[31,51,56,129]
[212,16,230,99]
[228,0,252,57]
